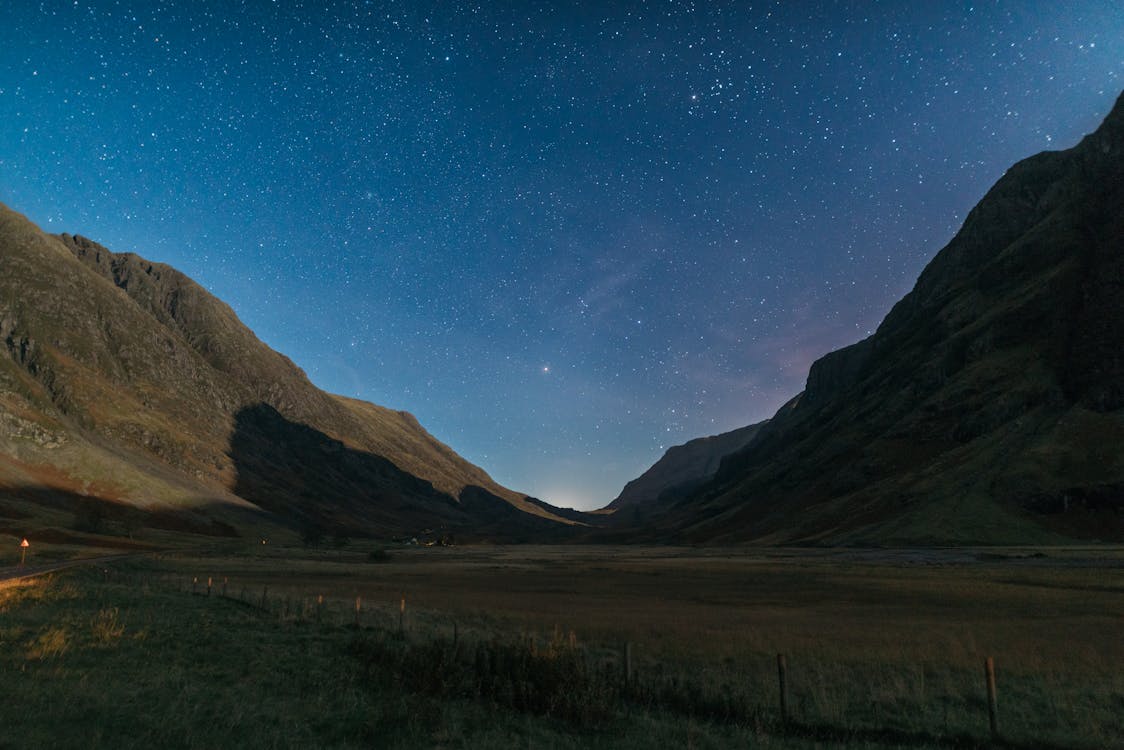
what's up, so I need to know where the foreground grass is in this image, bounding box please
[1,549,1121,748]
[0,563,883,749]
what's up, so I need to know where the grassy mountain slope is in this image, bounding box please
[0,205,571,537]
[656,92,1124,545]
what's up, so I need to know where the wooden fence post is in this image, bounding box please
[354,596,361,627]
[777,654,789,724]
[985,656,999,740]
[192,576,198,595]
[206,577,212,596]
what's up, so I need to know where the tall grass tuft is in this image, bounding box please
[26,627,70,660]
[90,607,125,644]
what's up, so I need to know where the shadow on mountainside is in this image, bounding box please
[228,403,583,542]
[0,484,242,547]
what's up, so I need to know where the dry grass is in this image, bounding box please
[154,544,1124,746]
[164,545,1123,665]
[4,545,1121,748]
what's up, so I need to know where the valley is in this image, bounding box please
[1,7,1122,748]
[2,543,1121,748]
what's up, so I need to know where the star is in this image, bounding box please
[2,0,1119,510]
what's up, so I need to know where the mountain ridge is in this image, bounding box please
[604,422,766,518]
[618,90,1124,545]
[1,205,574,538]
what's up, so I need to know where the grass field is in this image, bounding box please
[1,543,1121,749]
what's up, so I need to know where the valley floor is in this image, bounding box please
[1,544,1121,748]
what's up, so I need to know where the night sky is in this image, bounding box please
[2,2,1121,509]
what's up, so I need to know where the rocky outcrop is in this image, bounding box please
[606,422,766,517]
[802,337,873,408]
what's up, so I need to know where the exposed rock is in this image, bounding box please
[0,410,67,449]
[606,422,766,517]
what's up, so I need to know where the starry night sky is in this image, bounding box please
[2,2,1121,509]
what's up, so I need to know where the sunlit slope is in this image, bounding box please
[0,204,570,534]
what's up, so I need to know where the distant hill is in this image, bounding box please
[641,91,1124,545]
[604,422,766,521]
[0,206,576,541]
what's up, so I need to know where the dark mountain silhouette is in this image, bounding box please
[603,422,766,523]
[0,204,578,537]
[639,91,1124,544]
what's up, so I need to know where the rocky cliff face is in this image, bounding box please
[605,422,765,518]
[0,207,573,537]
[657,91,1124,544]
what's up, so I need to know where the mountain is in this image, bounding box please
[604,422,766,521]
[645,91,1124,545]
[0,205,575,541]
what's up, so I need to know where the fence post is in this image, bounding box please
[206,577,212,596]
[777,654,789,724]
[623,642,633,685]
[354,596,361,627]
[317,594,323,624]
[985,656,999,740]
[399,596,406,635]
[192,576,198,595]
